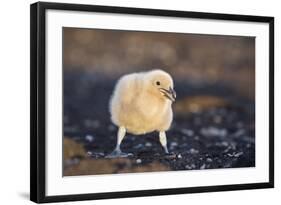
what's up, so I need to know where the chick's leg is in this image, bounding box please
[159,131,169,154]
[115,126,126,152]
[107,126,133,158]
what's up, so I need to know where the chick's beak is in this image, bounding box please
[159,87,176,102]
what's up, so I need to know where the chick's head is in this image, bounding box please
[145,70,176,102]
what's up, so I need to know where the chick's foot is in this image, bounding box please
[106,149,133,158]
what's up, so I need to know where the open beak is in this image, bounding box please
[159,87,176,102]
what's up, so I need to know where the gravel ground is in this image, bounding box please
[63,71,255,175]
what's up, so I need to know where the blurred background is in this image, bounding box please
[63,27,255,176]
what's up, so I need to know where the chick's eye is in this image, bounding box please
[156,81,161,86]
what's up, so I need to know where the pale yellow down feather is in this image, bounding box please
[109,69,174,135]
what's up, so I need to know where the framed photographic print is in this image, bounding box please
[30,1,274,203]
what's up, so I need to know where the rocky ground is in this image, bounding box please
[63,71,255,176]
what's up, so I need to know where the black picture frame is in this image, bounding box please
[30,1,274,203]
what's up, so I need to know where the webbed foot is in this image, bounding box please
[106,149,133,158]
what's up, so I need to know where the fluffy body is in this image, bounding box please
[109,70,174,135]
